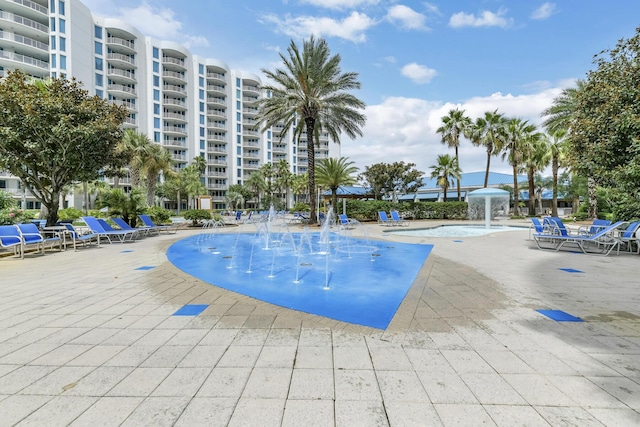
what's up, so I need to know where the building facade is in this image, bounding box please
[0,0,338,210]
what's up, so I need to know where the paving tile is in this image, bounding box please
[334,400,388,426]
[0,343,60,365]
[165,329,209,345]
[281,399,334,427]
[294,346,333,369]
[369,347,413,371]
[19,366,94,395]
[62,366,134,396]
[298,328,333,346]
[140,345,193,368]
[177,345,227,368]
[376,370,429,403]
[152,367,211,397]
[476,349,536,374]
[546,375,627,408]
[0,395,52,426]
[384,401,442,427]
[404,348,456,374]
[174,397,236,427]
[197,367,251,398]
[199,328,240,346]
[333,346,373,370]
[67,345,126,366]
[417,372,478,404]
[242,367,292,399]
[334,369,382,401]
[587,376,640,409]
[0,365,57,394]
[68,396,144,427]
[440,349,495,374]
[231,329,270,346]
[14,395,97,427]
[288,368,334,400]
[106,367,171,397]
[588,407,640,426]
[102,345,159,367]
[216,345,262,368]
[227,398,284,427]
[459,373,527,405]
[535,406,605,427]
[120,396,190,427]
[434,403,496,427]
[264,329,301,346]
[502,373,577,406]
[483,404,550,427]
[255,345,297,368]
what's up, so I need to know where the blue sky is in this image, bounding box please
[82,0,640,175]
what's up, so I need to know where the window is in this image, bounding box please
[50,36,56,50]
[237,159,241,166]
[268,152,271,160]
[154,117,160,129]
[237,135,241,144]
[59,19,66,33]
[50,0,55,13]
[268,141,271,149]
[236,112,241,121]
[236,101,240,109]
[152,47,159,59]
[153,89,160,101]
[51,71,57,78]
[199,115,205,125]
[199,102,204,112]
[199,64,204,74]
[153,104,160,115]
[152,61,159,73]
[95,57,102,70]
[199,89,204,100]
[200,140,205,150]
[236,89,240,98]
[50,18,55,32]
[237,146,241,155]
[198,76,204,87]
[267,130,271,139]
[236,77,240,87]
[94,25,102,39]
[94,41,102,55]
[153,75,159,87]
[59,1,65,15]
[95,89,103,98]
[154,132,160,142]
[59,37,66,52]
[60,55,66,70]
[51,54,56,68]
[95,73,103,87]
[236,124,241,132]
[237,170,242,178]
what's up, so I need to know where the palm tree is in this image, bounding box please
[541,80,585,134]
[142,144,174,206]
[429,154,461,202]
[523,133,549,215]
[290,173,309,205]
[501,118,537,216]
[119,130,152,188]
[255,36,366,224]
[466,110,507,187]
[546,129,568,217]
[246,171,266,209]
[315,157,358,212]
[193,155,207,175]
[275,159,292,209]
[437,109,471,201]
[180,165,207,209]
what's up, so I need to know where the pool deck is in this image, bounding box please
[1,219,639,426]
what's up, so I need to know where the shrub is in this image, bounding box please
[292,202,310,212]
[182,209,211,226]
[58,207,83,221]
[146,206,172,224]
[0,207,32,225]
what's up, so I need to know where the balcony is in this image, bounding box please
[243,161,260,170]
[106,67,136,83]
[0,30,48,56]
[207,133,226,142]
[243,139,260,147]
[207,108,226,119]
[106,36,135,53]
[242,96,259,104]
[107,84,137,96]
[207,183,227,190]
[123,116,137,126]
[242,107,258,116]
[109,99,136,111]
[207,144,227,153]
[208,171,227,178]
[163,84,186,96]
[0,50,48,73]
[207,96,225,106]
[107,52,136,67]
[207,158,227,166]
[207,121,226,130]
[162,98,187,109]
[163,126,187,136]
[172,153,187,161]
[163,70,186,84]
[207,84,225,95]
[243,151,260,160]
[242,85,260,95]
[243,129,260,137]
[163,138,187,148]
[206,72,225,83]
[0,10,47,40]
[162,55,186,71]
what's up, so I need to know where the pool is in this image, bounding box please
[387,225,526,238]
[167,232,433,329]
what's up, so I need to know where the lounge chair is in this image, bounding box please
[138,214,179,234]
[16,223,62,257]
[529,218,551,240]
[578,218,611,236]
[234,210,243,224]
[81,216,137,243]
[378,211,394,226]
[617,221,640,253]
[0,225,25,258]
[533,221,625,255]
[338,214,358,229]
[112,217,149,237]
[390,211,409,226]
[62,223,100,251]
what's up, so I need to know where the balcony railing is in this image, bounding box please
[0,30,48,51]
[163,70,185,80]
[107,68,135,80]
[162,56,185,67]
[107,84,136,95]
[163,126,187,134]
[163,84,186,94]
[107,52,136,66]
[0,12,47,34]
[207,72,225,80]
[163,98,186,107]
[106,36,135,50]
[10,0,47,15]
[0,50,48,69]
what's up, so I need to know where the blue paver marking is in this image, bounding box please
[536,309,583,322]
[120,250,134,253]
[135,266,156,270]
[453,240,464,243]
[173,304,209,316]
[559,268,584,273]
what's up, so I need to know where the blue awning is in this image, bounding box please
[416,193,439,200]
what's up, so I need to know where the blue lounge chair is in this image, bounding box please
[139,214,178,234]
[338,214,357,229]
[82,216,136,243]
[378,211,393,226]
[0,225,24,258]
[617,221,640,253]
[112,217,149,237]
[16,223,62,257]
[62,223,100,251]
[533,221,625,255]
[578,218,611,236]
[390,211,409,226]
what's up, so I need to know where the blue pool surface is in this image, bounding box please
[167,233,433,329]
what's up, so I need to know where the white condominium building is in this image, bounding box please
[0,0,338,210]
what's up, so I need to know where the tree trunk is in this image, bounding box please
[551,157,558,217]
[588,176,597,219]
[527,166,535,215]
[305,117,317,225]
[484,148,492,188]
[176,190,181,214]
[512,164,520,216]
[455,146,461,201]
[45,191,60,227]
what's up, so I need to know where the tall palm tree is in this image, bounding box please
[180,165,206,209]
[255,36,366,224]
[246,170,266,209]
[290,173,309,204]
[275,159,292,209]
[142,144,174,206]
[437,109,471,201]
[193,155,207,175]
[501,118,537,216]
[119,129,152,188]
[546,129,568,217]
[429,154,461,202]
[523,133,549,215]
[541,80,585,134]
[466,110,507,187]
[315,157,358,212]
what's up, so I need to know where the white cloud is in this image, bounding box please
[342,87,562,176]
[261,11,376,43]
[531,3,557,20]
[298,0,380,10]
[386,5,429,31]
[401,63,437,84]
[449,7,513,29]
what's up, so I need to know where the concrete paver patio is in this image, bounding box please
[0,219,639,426]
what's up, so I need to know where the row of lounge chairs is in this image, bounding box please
[531,216,640,255]
[0,214,178,259]
[378,211,409,227]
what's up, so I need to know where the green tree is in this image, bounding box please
[290,173,309,205]
[541,80,585,134]
[501,118,537,216]
[227,184,253,209]
[570,28,640,220]
[0,70,128,225]
[275,159,292,209]
[142,144,175,207]
[523,133,549,215]
[437,108,471,201]
[96,187,146,227]
[358,163,387,200]
[546,129,569,216]
[180,165,206,209]
[117,129,152,188]
[246,170,266,209]
[430,154,461,202]
[359,161,423,203]
[255,36,366,224]
[315,157,358,211]
[466,110,507,188]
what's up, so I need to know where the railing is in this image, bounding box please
[242,97,259,103]
[172,153,187,160]
[207,145,227,153]
[207,85,225,92]
[207,121,226,129]
[0,12,47,34]
[107,68,135,80]
[123,117,137,125]
[106,36,135,50]
[0,30,48,51]
[207,72,225,80]
[163,139,187,147]
[107,52,136,66]
[107,84,136,95]
[163,126,187,134]
[242,85,259,92]
[207,109,226,117]
[163,70,185,80]
[10,0,47,15]
[207,97,225,104]
[207,159,227,166]
[0,50,48,69]
[162,56,185,67]
[163,84,186,94]
[207,133,226,141]
[163,98,186,107]
[163,112,186,121]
